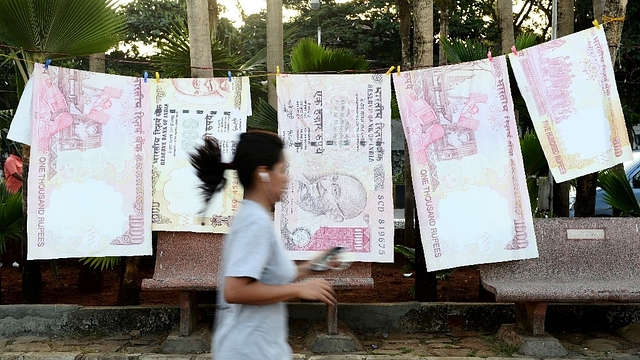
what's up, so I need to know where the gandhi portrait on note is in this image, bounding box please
[296,173,367,222]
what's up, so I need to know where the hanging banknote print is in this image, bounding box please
[394,56,538,271]
[509,27,632,182]
[276,74,394,262]
[27,64,152,259]
[150,77,250,233]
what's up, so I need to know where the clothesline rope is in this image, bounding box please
[0,19,631,80]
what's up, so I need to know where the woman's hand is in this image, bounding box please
[297,247,343,279]
[296,279,337,305]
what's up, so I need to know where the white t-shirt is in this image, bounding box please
[213,200,298,360]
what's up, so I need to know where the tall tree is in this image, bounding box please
[267,0,283,108]
[209,0,218,43]
[187,0,214,78]
[0,0,126,303]
[438,0,452,66]
[551,0,574,217]
[398,0,412,68]
[574,0,628,217]
[411,0,437,302]
[496,0,515,54]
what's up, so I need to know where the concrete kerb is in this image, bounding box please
[2,303,640,338]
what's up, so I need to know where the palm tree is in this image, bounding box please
[0,0,126,303]
[411,0,436,302]
[574,0,628,217]
[267,0,283,108]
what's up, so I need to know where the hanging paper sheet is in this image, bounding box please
[27,64,152,259]
[276,74,394,262]
[7,77,34,145]
[150,77,250,233]
[509,27,632,182]
[393,56,538,271]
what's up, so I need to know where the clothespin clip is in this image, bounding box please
[228,70,232,82]
[385,66,395,75]
[155,72,160,83]
[397,66,401,75]
[487,50,493,62]
[276,66,281,76]
[593,19,601,30]
[510,46,518,56]
[44,59,51,70]
[143,71,148,83]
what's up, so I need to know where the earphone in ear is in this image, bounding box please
[259,172,270,182]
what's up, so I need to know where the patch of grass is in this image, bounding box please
[490,342,519,356]
[466,350,477,357]
[399,346,414,354]
[480,335,519,357]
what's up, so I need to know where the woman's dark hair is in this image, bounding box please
[190,131,284,208]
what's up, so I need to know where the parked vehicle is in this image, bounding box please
[569,152,640,216]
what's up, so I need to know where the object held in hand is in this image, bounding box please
[310,246,351,272]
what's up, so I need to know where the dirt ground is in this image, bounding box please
[0,254,481,305]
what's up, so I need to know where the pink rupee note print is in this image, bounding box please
[289,226,371,253]
[509,27,632,182]
[393,57,538,272]
[27,64,152,260]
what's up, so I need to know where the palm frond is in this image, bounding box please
[519,130,547,178]
[0,183,23,253]
[155,19,238,78]
[440,38,489,64]
[79,256,120,271]
[515,33,539,51]
[0,0,126,61]
[598,168,640,217]
[290,39,371,73]
[247,97,278,132]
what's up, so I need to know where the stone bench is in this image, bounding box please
[141,232,223,336]
[480,218,640,355]
[142,232,373,341]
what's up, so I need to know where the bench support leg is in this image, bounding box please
[515,302,548,336]
[179,291,198,336]
[327,303,338,335]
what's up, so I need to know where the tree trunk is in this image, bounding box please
[413,216,437,301]
[208,0,218,45]
[575,0,628,216]
[413,0,433,69]
[267,0,283,108]
[21,144,42,303]
[411,0,436,302]
[118,257,140,305]
[397,0,412,68]
[551,0,574,217]
[496,0,515,55]
[187,0,214,78]
[438,0,451,66]
[76,53,108,294]
[399,0,414,251]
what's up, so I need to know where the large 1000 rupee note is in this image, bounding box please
[27,64,152,259]
[276,74,394,263]
[393,57,538,271]
[150,78,249,233]
[509,27,632,182]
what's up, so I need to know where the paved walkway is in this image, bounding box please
[1,327,639,360]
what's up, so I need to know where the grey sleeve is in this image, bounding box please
[224,218,271,281]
